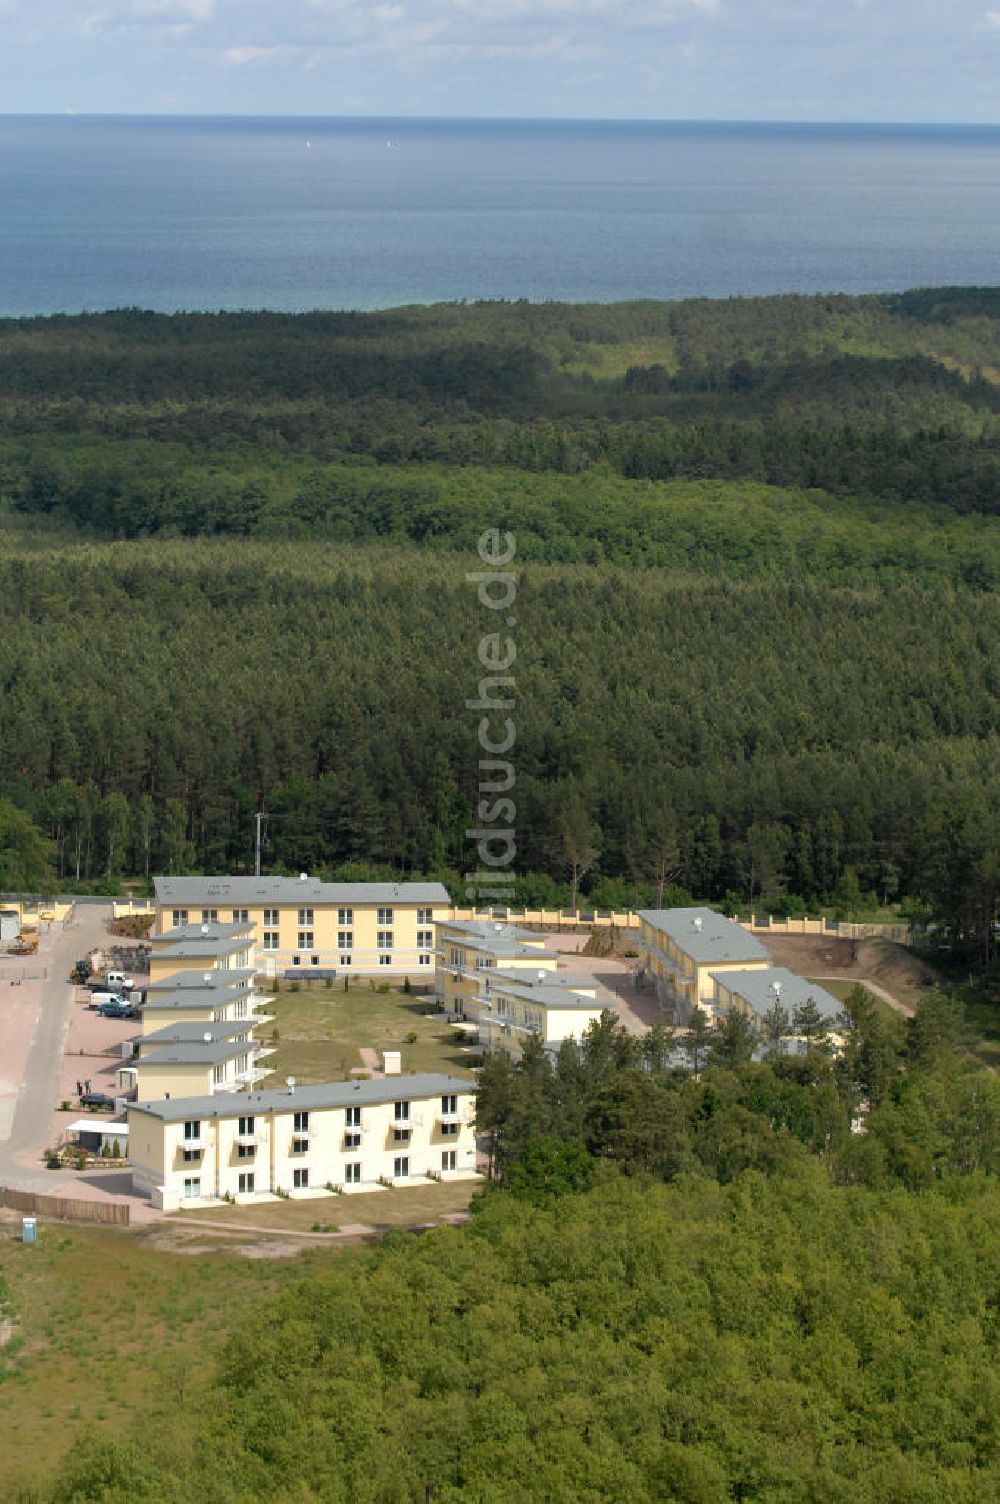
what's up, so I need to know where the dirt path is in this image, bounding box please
[811,976,914,1018]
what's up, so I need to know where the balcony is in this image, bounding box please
[234,1067,271,1088]
[179,1139,203,1154]
[235,1131,258,1148]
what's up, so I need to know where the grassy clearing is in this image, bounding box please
[0,1215,290,1495]
[170,1178,477,1233]
[261,979,478,1085]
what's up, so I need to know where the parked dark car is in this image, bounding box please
[80,1092,115,1110]
[96,1000,135,1019]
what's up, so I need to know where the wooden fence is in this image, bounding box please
[0,1185,130,1226]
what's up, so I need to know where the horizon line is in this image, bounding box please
[1,111,999,129]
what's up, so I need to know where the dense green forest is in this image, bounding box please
[32,992,1000,1502]
[1,291,999,964]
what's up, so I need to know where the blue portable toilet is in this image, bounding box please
[22,1216,36,1245]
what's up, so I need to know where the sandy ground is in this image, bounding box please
[759,935,938,1016]
[549,938,663,1034]
[0,950,50,1141]
[50,981,143,1150]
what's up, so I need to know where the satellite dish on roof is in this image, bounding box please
[200,923,209,934]
[202,972,211,983]
[693,917,703,932]
[203,1031,212,1042]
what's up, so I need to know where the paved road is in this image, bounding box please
[0,900,113,1188]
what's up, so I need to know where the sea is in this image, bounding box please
[1,116,1000,316]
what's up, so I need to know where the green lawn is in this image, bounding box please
[0,1217,290,1495]
[260,979,478,1085]
[171,1178,477,1233]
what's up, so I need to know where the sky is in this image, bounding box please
[2,0,1000,121]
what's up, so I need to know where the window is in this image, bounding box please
[442,1094,458,1115]
[237,1143,254,1160]
[297,907,314,926]
[345,1106,361,1127]
[441,1150,457,1172]
[377,930,393,950]
[339,955,352,968]
[338,908,353,926]
[419,954,431,967]
[292,956,300,966]
[440,1122,458,1137]
[345,1131,361,1150]
[292,1137,308,1154]
[213,1065,225,1086]
[264,908,279,927]
[298,931,314,949]
[235,999,248,1019]
[417,907,433,926]
[311,955,320,967]
[293,1167,309,1189]
[232,909,248,923]
[393,1156,409,1178]
[345,1162,361,1184]
[171,908,188,927]
[338,930,353,949]
[238,1171,255,1194]
[393,1102,410,1124]
[449,948,461,967]
[238,1115,254,1135]
[417,930,433,949]
[201,908,218,923]
[183,1177,201,1199]
[377,907,393,926]
[393,1128,411,1143]
[183,1120,201,1141]
[379,954,391,967]
[183,1148,201,1163]
[263,932,279,950]
[293,1111,309,1133]
[475,957,496,971]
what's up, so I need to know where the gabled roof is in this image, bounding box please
[154,876,451,905]
[710,967,844,1022]
[638,906,769,964]
[130,1072,477,1122]
[144,968,255,995]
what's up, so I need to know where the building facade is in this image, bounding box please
[128,1074,479,1210]
[435,918,558,1017]
[475,971,604,1058]
[153,876,451,978]
[637,907,770,1021]
[139,921,272,1099]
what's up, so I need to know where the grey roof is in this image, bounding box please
[140,1019,255,1046]
[150,936,251,961]
[638,907,769,964]
[154,876,451,906]
[448,935,555,961]
[492,969,594,991]
[138,1040,255,1067]
[709,967,844,1022]
[151,921,253,944]
[485,978,603,1011]
[144,968,254,995]
[439,919,547,944]
[130,1072,477,1123]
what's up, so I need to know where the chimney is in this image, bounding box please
[693,917,703,933]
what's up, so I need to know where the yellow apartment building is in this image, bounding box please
[128,1073,479,1210]
[637,907,770,1020]
[140,921,271,1099]
[152,875,451,978]
[709,966,846,1044]
[140,968,264,1033]
[475,970,605,1058]
[434,918,558,1018]
[147,919,256,985]
[135,1017,275,1099]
